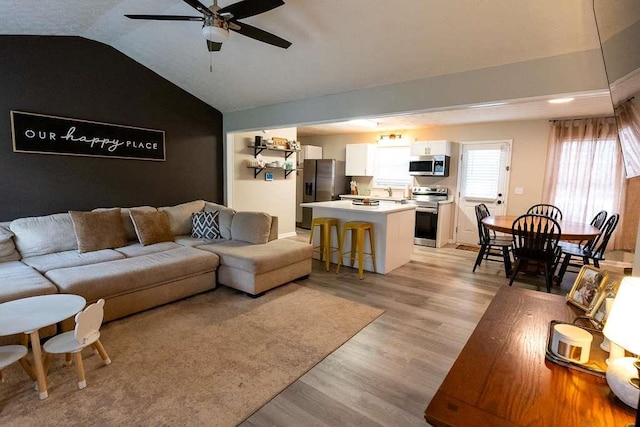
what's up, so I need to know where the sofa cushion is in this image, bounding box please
[197,239,312,275]
[159,200,205,236]
[130,210,174,246]
[10,213,77,258]
[192,211,221,240]
[203,202,235,240]
[0,224,20,263]
[46,247,220,302]
[22,249,125,274]
[70,209,128,253]
[174,236,229,247]
[0,261,58,303]
[230,212,272,244]
[115,241,182,257]
[94,206,157,241]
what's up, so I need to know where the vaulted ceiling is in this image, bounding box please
[1,0,636,133]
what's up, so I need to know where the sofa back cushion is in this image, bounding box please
[0,224,20,262]
[93,206,156,241]
[69,208,128,253]
[230,212,272,244]
[10,213,78,258]
[159,200,205,236]
[130,209,174,246]
[204,202,235,240]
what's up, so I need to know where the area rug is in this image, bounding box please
[0,284,383,426]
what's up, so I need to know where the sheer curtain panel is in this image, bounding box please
[615,99,640,179]
[543,118,626,249]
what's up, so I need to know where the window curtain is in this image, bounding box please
[543,117,626,249]
[615,98,640,178]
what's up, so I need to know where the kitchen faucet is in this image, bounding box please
[386,186,393,197]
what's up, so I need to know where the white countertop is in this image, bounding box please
[301,200,416,213]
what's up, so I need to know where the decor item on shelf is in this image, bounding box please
[602,276,640,419]
[288,141,300,150]
[272,137,288,149]
[566,266,608,312]
[254,135,263,146]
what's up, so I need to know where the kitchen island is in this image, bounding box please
[300,200,416,274]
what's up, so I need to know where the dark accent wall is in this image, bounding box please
[0,36,223,221]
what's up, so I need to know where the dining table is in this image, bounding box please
[481,215,602,241]
[0,294,86,399]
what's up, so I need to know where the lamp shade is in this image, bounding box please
[202,25,228,43]
[603,277,640,355]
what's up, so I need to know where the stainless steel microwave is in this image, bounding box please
[409,155,450,176]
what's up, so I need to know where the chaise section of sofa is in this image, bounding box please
[198,239,312,296]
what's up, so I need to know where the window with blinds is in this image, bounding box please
[373,144,412,187]
[463,147,502,199]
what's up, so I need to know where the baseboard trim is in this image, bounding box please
[278,231,298,239]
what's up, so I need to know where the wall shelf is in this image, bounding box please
[248,145,299,179]
[248,145,299,160]
[247,166,296,179]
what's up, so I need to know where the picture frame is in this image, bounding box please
[272,137,289,149]
[264,172,274,181]
[566,266,608,312]
[585,272,623,328]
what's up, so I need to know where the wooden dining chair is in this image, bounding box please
[472,204,513,277]
[509,214,561,293]
[556,213,619,283]
[527,204,563,220]
[43,299,111,390]
[0,345,28,383]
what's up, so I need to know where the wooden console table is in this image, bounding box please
[424,286,635,426]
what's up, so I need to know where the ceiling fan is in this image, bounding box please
[125,0,291,52]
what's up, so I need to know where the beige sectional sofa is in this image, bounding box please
[0,200,312,338]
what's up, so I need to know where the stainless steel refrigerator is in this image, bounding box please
[301,159,348,229]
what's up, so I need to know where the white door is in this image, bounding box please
[455,140,512,245]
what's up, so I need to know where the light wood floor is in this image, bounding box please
[242,231,626,426]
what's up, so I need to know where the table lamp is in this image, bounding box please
[602,276,640,427]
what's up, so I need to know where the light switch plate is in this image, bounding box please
[515,187,524,195]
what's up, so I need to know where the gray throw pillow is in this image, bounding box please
[230,212,272,244]
[192,211,221,240]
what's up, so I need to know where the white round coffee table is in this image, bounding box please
[0,294,86,399]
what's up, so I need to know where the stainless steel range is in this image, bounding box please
[405,186,449,247]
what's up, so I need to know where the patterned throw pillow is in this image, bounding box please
[192,211,221,240]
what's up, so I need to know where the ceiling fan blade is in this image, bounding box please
[182,0,214,16]
[207,40,223,52]
[125,14,203,21]
[219,0,284,20]
[231,21,291,49]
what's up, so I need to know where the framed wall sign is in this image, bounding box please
[10,111,165,161]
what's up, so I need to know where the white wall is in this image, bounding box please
[300,119,550,216]
[229,128,297,237]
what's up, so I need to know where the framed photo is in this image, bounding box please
[264,172,274,181]
[586,272,623,328]
[566,266,607,312]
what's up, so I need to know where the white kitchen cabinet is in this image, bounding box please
[410,140,452,156]
[346,143,376,176]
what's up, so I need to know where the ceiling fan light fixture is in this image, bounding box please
[203,25,229,43]
[548,97,575,104]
